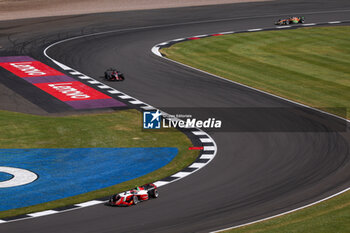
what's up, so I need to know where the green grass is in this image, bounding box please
[0,109,197,218]
[162,26,350,119]
[162,26,350,232]
[224,190,350,233]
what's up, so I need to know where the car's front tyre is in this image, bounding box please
[149,189,159,198]
[133,195,139,205]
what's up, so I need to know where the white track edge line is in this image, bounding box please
[27,210,58,217]
[151,21,350,233]
[211,186,350,232]
[152,26,350,123]
[0,201,109,224]
[15,15,346,227]
[0,26,218,225]
[75,200,104,207]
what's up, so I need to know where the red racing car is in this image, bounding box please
[104,68,125,81]
[109,183,158,207]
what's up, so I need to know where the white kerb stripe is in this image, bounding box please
[151,46,161,57]
[75,200,104,207]
[200,154,215,160]
[276,26,291,28]
[52,60,71,70]
[173,38,185,41]
[77,76,92,80]
[69,71,82,75]
[220,31,234,34]
[97,85,111,89]
[87,80,101,84]
[194,34,208,37]
[329,21,341,24]
[141,105,156,110]
[0,220,7,223]
[108,90,121,94]
[248,28,262,32]
[192,131,206,135]
[28,210,58,217]
[153,181,169,187]
[203,146,216,151]
[118,94,133,99]
[129,100,144,105]
[158,42,169,46]
[171,172,191,178]
[303,23,316,26]
[200,138,212,143]
[189,163,206,169]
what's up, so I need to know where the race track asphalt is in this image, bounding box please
[0,0,350,232]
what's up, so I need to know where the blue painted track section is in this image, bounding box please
[0,147,177,211]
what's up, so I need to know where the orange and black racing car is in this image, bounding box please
[275,16,305,25]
